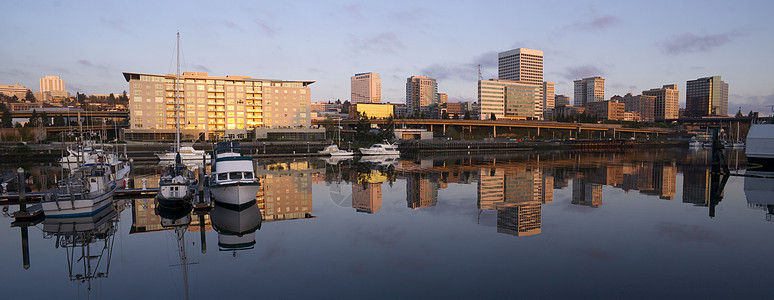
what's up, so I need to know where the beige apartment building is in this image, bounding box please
[586,99,624,121]
[350,72,381,104]
[542,82,555,119]
[498,48,543,84]
[642,84,679,120]
[122,71,313,140]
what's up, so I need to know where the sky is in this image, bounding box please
[2,0,773,116]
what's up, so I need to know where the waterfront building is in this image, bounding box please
[122,71,313,140]
[0,83,28,99]
[542,82,555,119]
[350,72,381,104]
[573,76,605,107]
[686,76,728,117]
[555,94,570,107]
[643,84,679,120]
[498,48,543,84]
[478,79,541,120]
[405,76,438,116]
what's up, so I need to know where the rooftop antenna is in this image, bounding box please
[477,64,483,81]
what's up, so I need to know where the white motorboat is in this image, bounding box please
[42,164,117,218]
[359,142,400,155]
[319,144,354,156]
[746,123,774,170]
[209,141,261,208]
[211,201,262,252]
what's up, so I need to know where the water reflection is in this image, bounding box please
[256,161,317,222]
[40,200,122,293]
[211,202,262,254]
[744,171,774,221]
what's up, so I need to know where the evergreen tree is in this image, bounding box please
[39,111,49,126]
[463,111,471,120]
[28,109,40,127]
[53,115,65,126]
[1,110,12,128]
[490,113,496,120]
[25,89,36,102]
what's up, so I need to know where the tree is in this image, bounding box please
[109,93,116,103]
[490,113,497,120]
[441,111,449,120]
[39,111,49,127]
[120,90,129,102]
[0,102,7,112]
[1,110,12,128]
[27,109,40,127]
[463,111,471,120]
[53,114,65,126]
[735,107,744,118]
[25,89,36,102]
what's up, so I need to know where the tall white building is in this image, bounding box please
[498,48,544,84]
[39,75,67,102]
[350,72,381,104]
[573,76,605,107]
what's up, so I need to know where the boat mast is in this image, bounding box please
[175,32,181,153]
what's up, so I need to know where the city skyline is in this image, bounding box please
[2,0,773,116]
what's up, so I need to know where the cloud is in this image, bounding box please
[77,59,110,71]
[348,32,405,54]
[418,50,498,82]
[573,15,620,31]
[253,18,280,37]
[561,65,604,80]
[659,31,739,54]
[656,223,731,245]
[189,64,212,73]
[99,17,130,34]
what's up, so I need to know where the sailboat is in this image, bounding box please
[157,32,198,206]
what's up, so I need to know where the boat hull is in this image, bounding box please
[157,183,195,205]
[210,182,261,208]
[41,189,115,218]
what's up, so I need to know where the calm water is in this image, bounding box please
[1,148,772,299]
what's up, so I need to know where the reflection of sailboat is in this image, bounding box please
[41,202,119,292]
[744,171,774,221]
[156,202,195,300]
[211,201,262,254]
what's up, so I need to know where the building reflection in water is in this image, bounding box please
[407,172,439,209]
[256,161,317,222]
[477,163,548,237]
[352,168,385,214]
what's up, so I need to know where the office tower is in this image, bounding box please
[498,48,543,84]
[0,83,28,99]
[406,76,438,116]
[350,72,381,104]
[123,71,313,140]
[643,84,679,120]
[555,94,570,107]
[478,79,541,120]
[622,93,656,122]
[685,76,728,117]
[573,76,605,107]
[542,82,555,119]
[39,75,67,101]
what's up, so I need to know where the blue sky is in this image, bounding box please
[3,0,773,115]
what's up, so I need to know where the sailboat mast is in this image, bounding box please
[175,32,181,153]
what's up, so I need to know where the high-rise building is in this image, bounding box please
[405,76,438,116]
[350,72,381,104]
[478,79,541,120]
[39,75,67,102]
[542,82,555,119]
[643,84,679,120]
[573,76,605,107]
[498,48,543,84]
[622,93,656,122]
[123,71,313,140]
[555,94,570,107]
[685,76,728,117]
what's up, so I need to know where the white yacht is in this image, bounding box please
[42,164,117,218]
[746,123,774,170]
[319,144,354,156]
[208,141,261,208]
[359,142,400,155]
